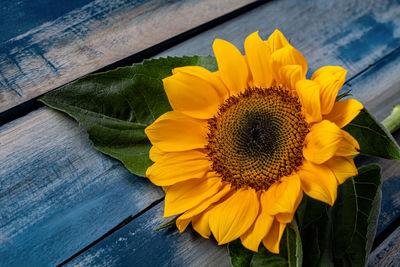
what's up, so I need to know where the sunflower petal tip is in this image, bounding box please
[212,38,226,48]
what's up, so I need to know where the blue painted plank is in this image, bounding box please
[158,0,400,78]
[0,0,254,113]
[0,0,94,43]
[1,0,400,266]
[0,108,164,266]
[67,202,230,267]
[369,223,400,266]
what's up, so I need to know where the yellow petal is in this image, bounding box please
[324,99,363,128]
[146,150,210,186]
[298,160,338,206]
[266,29,289,53]
[262,219,286,254]
[175,183,232,232]
[241,192,274,252]
[303,120,359,164]
[275,185,303,224]
[172,67,229,96]
[177,183,232,220]
[192,212,212,238]
[209,188,259,245]
[267,174,302,216]
[275,213,294,224]
[335,130,360,157]
[163,67,227,119]
[213,39,249,94]
[149,146,166,162]
[271,44,307,83]
[312,66,347,115]
[296,79,322,123]
[145,111,208,152]
[164,177,222,217]
[176,217,191,233]
[312,66,347,80]
[325,156,358,184]
[244,31,273,88]
[279,65,305,90]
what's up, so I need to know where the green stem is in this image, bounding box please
[382,105,400,133]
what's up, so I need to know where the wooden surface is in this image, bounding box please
[368,224,400,266]
[0,109,164,266]
[0,0,254,114]
[69,202,231,267]
[1,0,400,266]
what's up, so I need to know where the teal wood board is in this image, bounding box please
[1,0,400,266]
[0,109,163,266]
[0,0,95,43]
[0,0,253,113]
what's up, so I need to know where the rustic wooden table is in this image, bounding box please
[1,0,400,266]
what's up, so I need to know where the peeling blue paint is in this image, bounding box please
[324,13,400,63]
[31,44,60,75]
[0,0,94,44]
[0,72,22,97]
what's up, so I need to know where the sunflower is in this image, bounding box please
[144,30,363,253]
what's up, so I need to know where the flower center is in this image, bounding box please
[206,87,309,191]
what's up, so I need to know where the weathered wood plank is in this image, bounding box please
[2,0,400,265]
[368,225,400,267]
[68,202,230,267]
[157,0,400,80]
[368,227,400,267]
[0,0,254,113]
[0,108,164,266]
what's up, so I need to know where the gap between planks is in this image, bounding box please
[0,0,267,125]
[2,0,400,265]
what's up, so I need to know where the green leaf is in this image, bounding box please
[228,239,254,267]
[283,220,303,267]
[154,215,179,231]
[336,89,352,101]
[296,195,328,267]
[251,245,288,267]
[131,55,218,79]
[344,108,400,160]
[297,194,328,230]
[299,165,382,266]
[252,220,302,267]
[297,165,382,266]
[40,56,217,177]
[331,164,382,266]
[228,221,302,267]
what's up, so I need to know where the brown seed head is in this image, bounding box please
[206,87,309,191]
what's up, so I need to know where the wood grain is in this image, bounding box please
[158,0,400,80]
[1,0,400,265]
[0,108,164,266]
[0,0,254,113]
[68,202,231,267]
[368,225,400,266]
